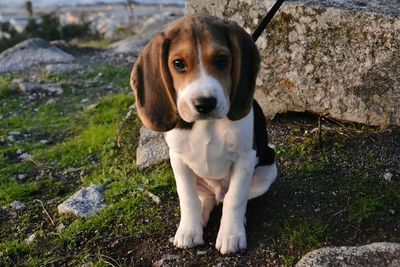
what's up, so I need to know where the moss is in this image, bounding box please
[281,219,327,251]
[0,75,14,99]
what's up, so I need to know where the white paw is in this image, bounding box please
[215,223,247,254]
[173,221,204,249]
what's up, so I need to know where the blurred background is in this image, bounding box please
[0,0,185,52]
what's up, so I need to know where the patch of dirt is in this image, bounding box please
[41,113,399,266]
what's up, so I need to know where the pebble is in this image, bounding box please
[9,200,26,210]
[154,254,180,267]
[197,250,207,255]
[17,174,27,181]
[383,172,393,182]
[19,152,31,161]
[25,233,36,244]
[56,223,66,232]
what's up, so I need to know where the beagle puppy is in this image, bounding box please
[130,15,277,254]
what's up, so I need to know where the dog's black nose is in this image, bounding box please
[193,97,217,114]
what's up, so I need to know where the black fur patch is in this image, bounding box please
[253,100,275,166]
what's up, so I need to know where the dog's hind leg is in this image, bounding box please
[248,162,277,200]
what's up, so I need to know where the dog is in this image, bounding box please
[130,15,277,254]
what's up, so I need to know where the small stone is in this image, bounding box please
[6,135,15,142]
[17,174,27,181]
[87,104,98,110]
[9,200,25,210]
[19,153,31,161]
[57,185,107,217]
[12,80,63,95]
[56,223,66,232]
[154,254,180,267]
[197,250,207,255]
[389,209,396,215]
[25,233,36,244]
[383,172,393,182]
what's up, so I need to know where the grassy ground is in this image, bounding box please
[1,63,399,266]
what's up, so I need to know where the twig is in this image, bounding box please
[97,254,120,267]
[28,158,44,168]
[34,199,55,226]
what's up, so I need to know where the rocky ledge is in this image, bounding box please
[185,0,400,126]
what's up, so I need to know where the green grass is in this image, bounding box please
[86,64,131,89]
[0,75,14,99]
[77,39,116,48]
[349,186,400,224]
[282,220,327,251]
[1,66,399,266]
[0,66,178,265]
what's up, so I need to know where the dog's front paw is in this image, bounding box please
[215,222,246,254]
[174,221,204,249]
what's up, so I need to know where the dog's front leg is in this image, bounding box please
[216,150,257,254]
[170,150,204,248]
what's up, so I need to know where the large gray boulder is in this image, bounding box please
[185,0,400,126]
[0,38,75,74]
[296,242,400,267]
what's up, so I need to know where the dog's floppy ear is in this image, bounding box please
[226,21,261,121]
[130,33,179,132]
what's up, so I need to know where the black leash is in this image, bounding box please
[251,0,286,42]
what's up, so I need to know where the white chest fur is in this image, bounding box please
[165,109,254,180]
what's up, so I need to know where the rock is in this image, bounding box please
[0,38,75,74]
[45,63,83,74]
[6,135,16,142]
[185,0,400,126]
[56,223,66,232]
[40,140,49,145]
[136,127,169,171]
[109,31,155,55]
[25,233,36,244]
[197,250,207,255]
[154,254,180,267]
[109,11,183,55]
[18,153,31,161]
[12,79,63,95]
[8,200,25,210]
[383,172,393,182]
[17,174,27,181]
[57,185,107,217]
[295,242,400,267]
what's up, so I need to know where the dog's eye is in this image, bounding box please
[215,55,228,70]
[173,59,187,73]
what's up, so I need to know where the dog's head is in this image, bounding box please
[131,15,260,132]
